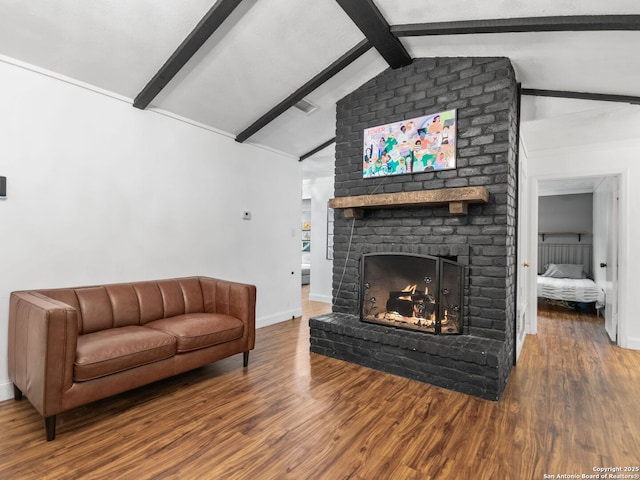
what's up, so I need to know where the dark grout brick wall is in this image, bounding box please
[309,57,519,400]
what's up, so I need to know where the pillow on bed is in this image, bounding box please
[541,263,586,279]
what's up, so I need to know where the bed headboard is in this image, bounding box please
[538,243,593,278]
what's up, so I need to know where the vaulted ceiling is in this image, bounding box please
[1,0,639,179]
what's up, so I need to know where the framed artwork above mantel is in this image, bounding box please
[362,109,457,178]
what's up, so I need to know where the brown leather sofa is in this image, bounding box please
[8,276,256,441]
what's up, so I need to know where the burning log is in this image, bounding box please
[386,287,436,319]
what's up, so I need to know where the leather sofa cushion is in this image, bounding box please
[76,287,114,334]
[144,313,244,353]
[75,326,176,382]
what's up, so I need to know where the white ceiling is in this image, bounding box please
[538,176,605,197]
[1,0,639,175]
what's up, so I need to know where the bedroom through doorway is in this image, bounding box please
[534,176,619,343]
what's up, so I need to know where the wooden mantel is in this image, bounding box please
[328,186,489,218]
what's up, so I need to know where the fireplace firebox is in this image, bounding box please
[361,253,464,334]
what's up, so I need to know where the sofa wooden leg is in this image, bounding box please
[45,416,56,442]
[243,351,249,367]
[13,384,23,401]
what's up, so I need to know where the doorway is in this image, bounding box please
[301,198,311,287]
[523,173,625,347]
[301,178,335,305]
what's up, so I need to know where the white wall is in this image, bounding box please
[527,138,640,350]
[302,177,334,304]
[0,59,302,400]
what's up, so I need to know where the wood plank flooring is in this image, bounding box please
[0,290,639,479]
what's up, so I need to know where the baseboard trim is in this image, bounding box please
[309,293,332,304]
[257,309,302,329]
[624,336,640,351]
[0,379,14,402]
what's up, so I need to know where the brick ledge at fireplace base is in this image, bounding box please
[309,312,506,401]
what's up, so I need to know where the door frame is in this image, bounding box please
[515,141,529,363]
[594,176,620,342]
[524,168,628,348]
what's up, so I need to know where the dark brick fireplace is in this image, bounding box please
[309,57,518,401]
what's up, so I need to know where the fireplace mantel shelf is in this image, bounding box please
[328,186,489,217]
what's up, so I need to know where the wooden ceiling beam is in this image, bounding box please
[133,0,245,110]
[235,40,371,144]
[335,0,412,69]
[522,88,640,105]
[299,138,336,162]
[391,15,640,37]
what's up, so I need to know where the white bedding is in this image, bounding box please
[537,276,605,308]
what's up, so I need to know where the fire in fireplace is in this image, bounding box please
[360,253,464,334]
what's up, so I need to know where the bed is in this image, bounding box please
[537,263,605,311]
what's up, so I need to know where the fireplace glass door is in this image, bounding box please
[361,253,463,334]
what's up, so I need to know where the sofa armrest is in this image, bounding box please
[8,291,78,417]
[199,277,256,350]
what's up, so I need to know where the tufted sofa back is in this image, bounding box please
[38,277,206,334]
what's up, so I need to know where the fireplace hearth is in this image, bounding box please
[361,253,464,335]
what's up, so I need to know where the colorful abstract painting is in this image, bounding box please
[363,109,456,178]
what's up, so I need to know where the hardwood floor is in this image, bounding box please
[1,292,639,479]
